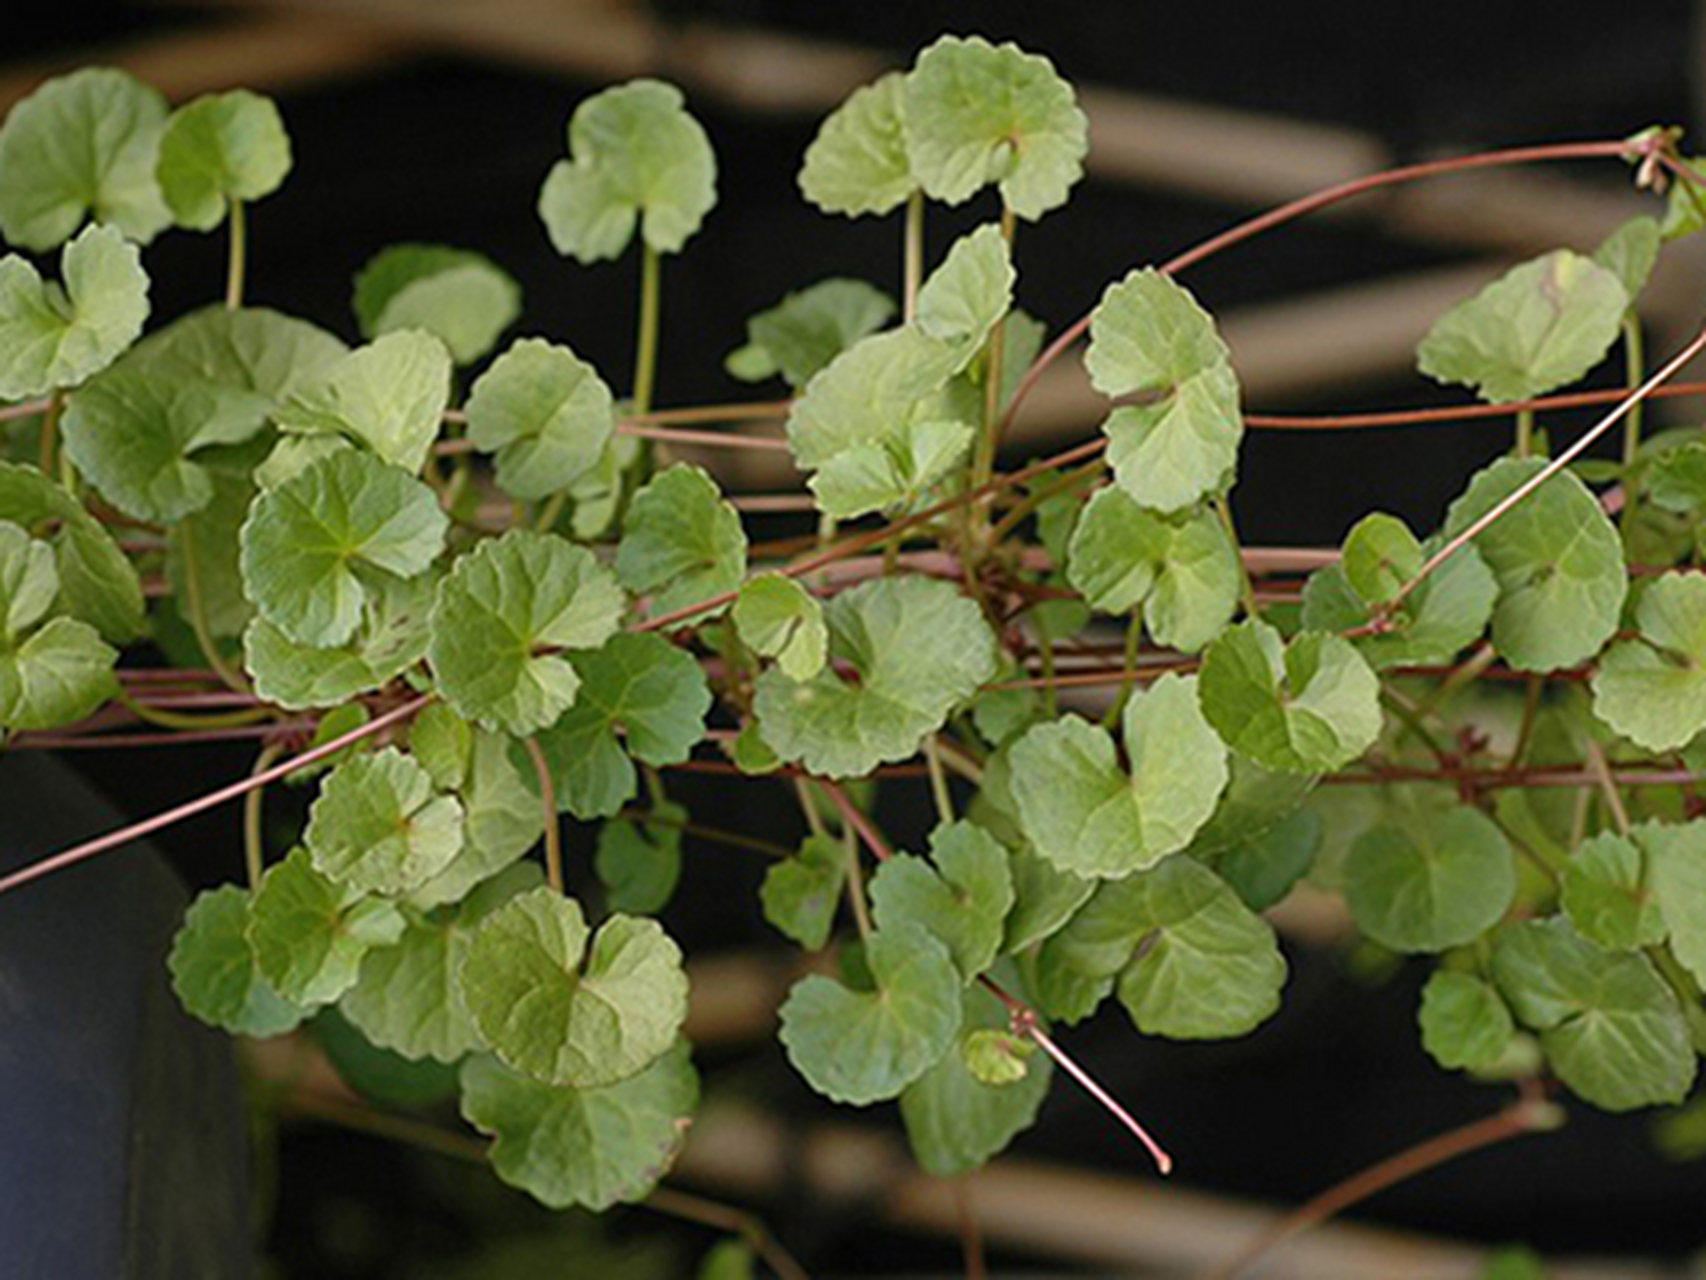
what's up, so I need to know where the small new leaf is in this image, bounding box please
[1592,572,1706,751]
[249,848,406,1007]
[427,529,624,737]
[156,89,291,230]
[537,80,716,261]
[760,834,847,951]
[455,887,689,1088]
[726,277,896,388]
[778,923,962,1105]
[1417,970,1514,1071]
[733,574,827,680]
[617,464,747,619]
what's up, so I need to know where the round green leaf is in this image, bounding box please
[902,35,1087,221]
[249,848,406,1007]
[1343,805,1516,953]
[243,572,432,710]
[733,573,827,681]
[427,528,623,737]
[156,89,291,230]
[455,887,689,1088]
[1085,269,1242,515]
[808,415,974,520]
[913,223,1014,360]
[1009,674,1228,879]
[241,449,447,647]
[1418,251,1628,403]
[534,631,712,819]
[753,574,997,778]
[0,520,57,641]
[1066,486,1240,651]
[408,727,547,910]
[785,326,962,472]
[726,277,896,390]
[353,242,521,365]
[1492,917,1695,1111]
[617,464,746,619]
[778,922,962,1106]
[0,223,148,400]
[1444,457,1626,673]
[1561,830,1666,951]
[1341,513,1424,606]
[464,337,615,500]
[1642,819,1706,989]
[759,833,846,951]
[537,79,716,262]
[167,885,307,1038]
[460,1041,698,1211]
[0,462,145,643]
[899,981,1050,1176]
[0,614,118,731]
[595,802,685,916]
[1592,573,1706,751]
[798,73,915,218]
[1198,619,1381,773]
[1417,970,1514,1071]
[305,747,465,895]
[870,820,1014,981]
[274,329,452,475]
[0,67,171,250]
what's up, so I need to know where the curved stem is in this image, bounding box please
[113,684,269,732]
[225,199,247,311]
[243,742,285,888]
[924,734,955,825]
[177,514,250,694]
[523,736,564,893]
[1198,1091,1556,1280]
[0,694,431,898]
[634,241,661,416]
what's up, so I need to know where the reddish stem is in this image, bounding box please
[6,721,315,751]
[0,695,430,897]
[1247,379,1706,431]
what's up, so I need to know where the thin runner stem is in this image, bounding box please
[523,736,564,893]
[243,742,285,888]
[225,199,247,310]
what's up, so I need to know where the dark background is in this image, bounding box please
[10,2,1706,1275]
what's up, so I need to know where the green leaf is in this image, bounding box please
[778,922,962,1105]
[1444,457,1626,672]
[1300,533,1496,669]
[1342,804,1516,953]
[962,1028,1037,1086]
[315,1006,460,1108]
[753,575,997,778]
[1417,250,1628,402]
[427,529,624,737]
[617,464,746,618]
[62,366,261,523]
[914,224,1014,359]
[0,520,56,641]
[785,327,961,471]
[733,573,826,680]
[1592,572,1706,751]
[353,243,521,365]
[534,631,711,819]
[0,462,144,642]
[1492,917,1695,1111]
[1085,269,1242,515]
[128,303,346,406]
[595,801,685,915]
[1662,157,1706,240]
[1644,440,1706,514]
[340,862,538,1063]
[1008,674,1228,879]
[243,572,432,710]
[898,981,1050,1176]
[870,821,1014,981]
[0,224,148,399]
[0,614,117,731]
[409,727,547,909]
[1198,619,1382,773]
[1561,830,1665,951]
[1341,513,1423,606]
[902,35,1087,221]
[1417,970,1514,1071]
[410,701,473,791]
[460,1041,698,1211]
[156,89,291,230]
[1642,819,1706,988]
[241,449,446,647]
[464,337,616,501]
[167,885,307,1037]
[760,833,846,951]
[305,747,464,895]
[1001,838,1094,953]
[808,415,974,520]
[1592,215,1662,301]
[1214,807,1321,912]
[455,886,688,1088]
[249,848,406,1007]
[0,67,170,250]
[725,278,895,388]
[1186,753,1318,857]
[275,329,452,474]
[537,80,716,261]
[798,73,915,218]
[165,473,254,638]
[1066,486,1239,651]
